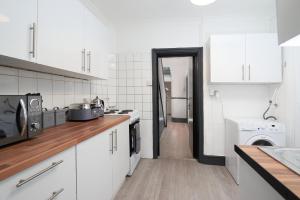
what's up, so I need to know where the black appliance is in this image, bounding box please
[0,94,42,147]
[129,120,141,156]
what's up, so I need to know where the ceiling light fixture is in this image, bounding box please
[0,14,10,23]
[190,0,216,6]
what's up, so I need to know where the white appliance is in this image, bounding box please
[225,118,286,184]
[105,109,141,176]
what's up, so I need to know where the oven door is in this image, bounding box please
[130,120,141,155]
[0,96,28,147]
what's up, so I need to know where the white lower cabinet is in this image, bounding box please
[112,121,130,197]
[76,130,113,200]
[0,147,77,200]
[77,120,130,200]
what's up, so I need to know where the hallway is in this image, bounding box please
[160,122,193,159]
[114,122,239,200]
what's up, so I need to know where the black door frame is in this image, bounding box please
[152,47,225,165]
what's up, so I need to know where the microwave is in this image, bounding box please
[0,94,42,147]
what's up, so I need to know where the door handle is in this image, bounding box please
[248,65,251,80]
[81,49,86,72]
[242,65,245,81]
[16,160,63,188]
[113,129,118,151]
[87,51,91,73]
[48,188,64,200]
[29,23,36,58]
[16,99,28,137]
[109,131,114,154]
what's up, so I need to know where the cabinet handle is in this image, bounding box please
[242,65,245,81]
[87,51,91,73]
[48,188,64,200]
[16,160,64,188]
[82,49,86,72]
[29,23,36,58]
[248,65,251,80]
[110,131,114,154]
[113,129,118,151]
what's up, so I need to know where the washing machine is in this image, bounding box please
[225,118,286,184]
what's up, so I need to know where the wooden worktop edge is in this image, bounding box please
[0,115,129,181]
[234,145,299,200]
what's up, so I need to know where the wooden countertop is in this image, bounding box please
[235,145,300,200]
[0,115,129,181]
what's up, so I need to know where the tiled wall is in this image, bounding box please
[0,66,117,109]
[116,52,153,120]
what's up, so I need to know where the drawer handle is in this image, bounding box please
[48,188,64,200]
[16,160,64,188]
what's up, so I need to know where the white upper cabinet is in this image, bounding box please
[210,35,245,83]
[83,8,109,79]
[37,0,84,74]
[0,0,38,62]
[245,34,282,83]
[209,33,282,84]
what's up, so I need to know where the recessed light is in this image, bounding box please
[190,0,216,6]
[0,14,10,23]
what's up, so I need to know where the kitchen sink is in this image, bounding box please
[259,147,300,175]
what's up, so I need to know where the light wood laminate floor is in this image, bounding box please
[160,122,193,159]
[114,122,239,200]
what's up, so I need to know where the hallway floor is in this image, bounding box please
[114,122,239,200]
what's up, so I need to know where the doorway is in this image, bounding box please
[152,47,225,165]
[159,57,193,159]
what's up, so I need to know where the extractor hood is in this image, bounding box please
[276,0,300,46]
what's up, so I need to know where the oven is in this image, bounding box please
[129,120,141,156]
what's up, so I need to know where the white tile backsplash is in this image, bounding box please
[0,63,118,110]
[0,75,18,95]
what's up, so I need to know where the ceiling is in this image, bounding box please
[90,0,275,22]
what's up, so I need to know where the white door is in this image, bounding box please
[0,0,37,62]
[77,131,113,200]
[112,121,130,197]
[37,0,84,73]
[83,8,109,79]
[245,34,282,83]
[210,35,246,83]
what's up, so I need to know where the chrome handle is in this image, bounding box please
[248,65,251,80]
[109,131,114,154]
[242,65,245,81]
[87,51,91,73]
[16,160,63,188]
[113,129,118,151]
[29,23,36,58]
[19,99,27,137]
[82,49,86,72]
[48,188,64,200]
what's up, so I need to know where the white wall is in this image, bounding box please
[115,9,277,157]
[162,57,191,119]
[273,47,300,147]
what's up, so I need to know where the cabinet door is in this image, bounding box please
[83,9,109,79]
[210,35,246,83]
[77,131,113,200]
[0,0,37,62]
[0,147,76,200]
[245,34,282,83]
[37,0,84,73]
[112,121,130,197]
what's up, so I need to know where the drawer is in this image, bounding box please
[0,147,76,200]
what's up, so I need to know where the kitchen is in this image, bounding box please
[0,0,300,200]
